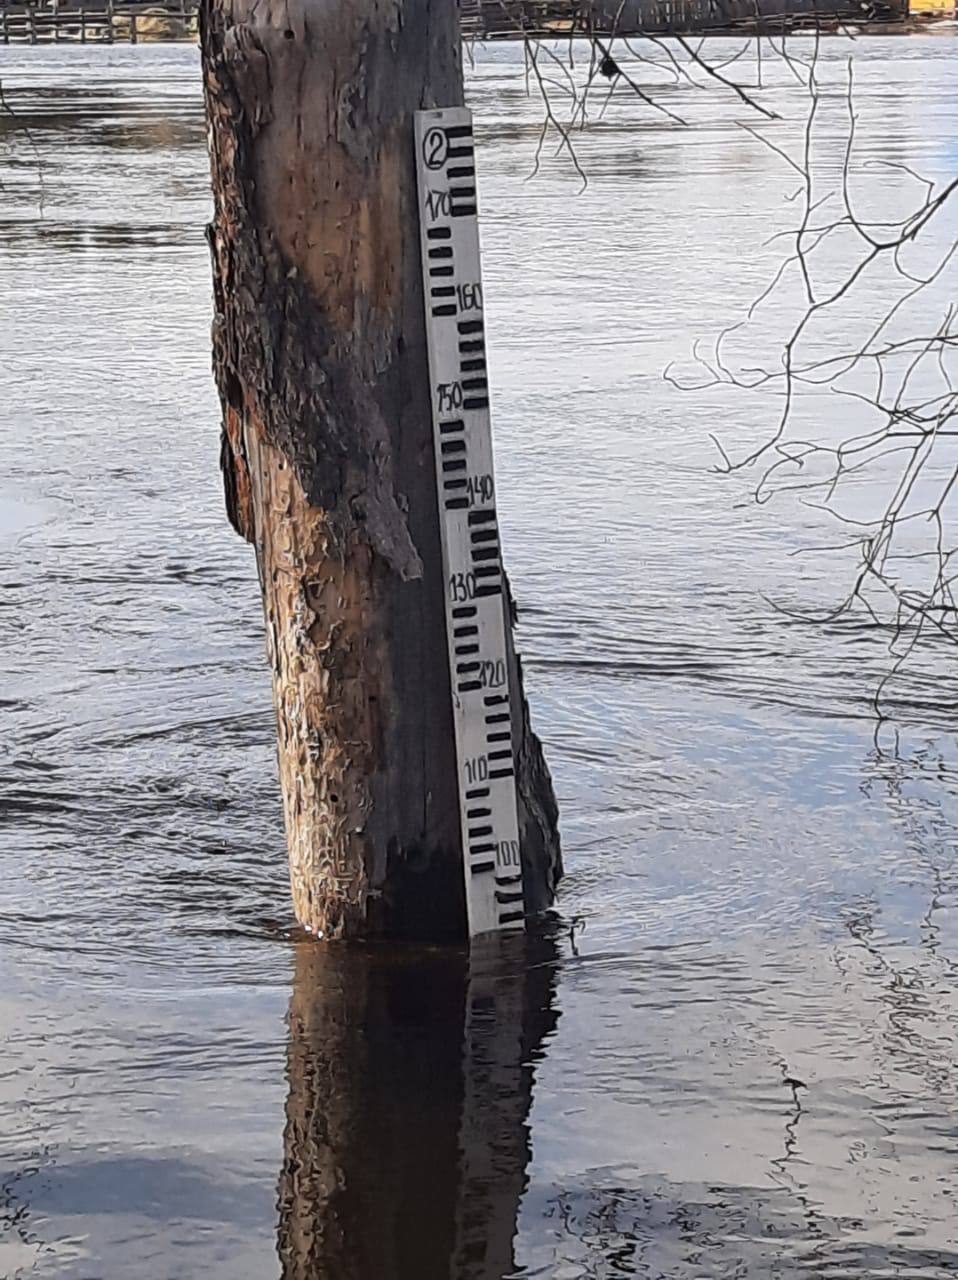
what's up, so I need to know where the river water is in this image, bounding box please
[2,33,958,1280]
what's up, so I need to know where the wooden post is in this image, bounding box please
[130,8,136,40]
[28,4,36,42]
[199,0,561,940]
[106,0,114,41]
[1,5,8,45]
[80,7,86,40]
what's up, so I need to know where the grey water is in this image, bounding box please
[2,33,958,1280]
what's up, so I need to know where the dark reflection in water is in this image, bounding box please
[533,1175,958,1279]
[277,934,559,1280]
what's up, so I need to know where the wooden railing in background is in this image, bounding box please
[0,0,198,43]
[0,0,909,47]
[459,0,907,37]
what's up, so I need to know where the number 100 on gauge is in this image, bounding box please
[414,107,525,938]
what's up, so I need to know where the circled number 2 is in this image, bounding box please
[423,128,447,171]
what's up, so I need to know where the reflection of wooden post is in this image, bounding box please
[80,7,86,40]
[450,936,560,1276]
[277,936,559,1279]
[1,6,9,45]
[199,0,561,939]
[28,5,36,42]
[130,9,136,40]
[106,0,114,41]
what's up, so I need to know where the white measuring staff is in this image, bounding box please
[414,106,525,937]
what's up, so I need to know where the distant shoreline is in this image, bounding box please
[0,6,955,46]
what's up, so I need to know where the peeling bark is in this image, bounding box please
[200,0,561,938]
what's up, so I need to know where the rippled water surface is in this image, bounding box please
[2,34,958,1280]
